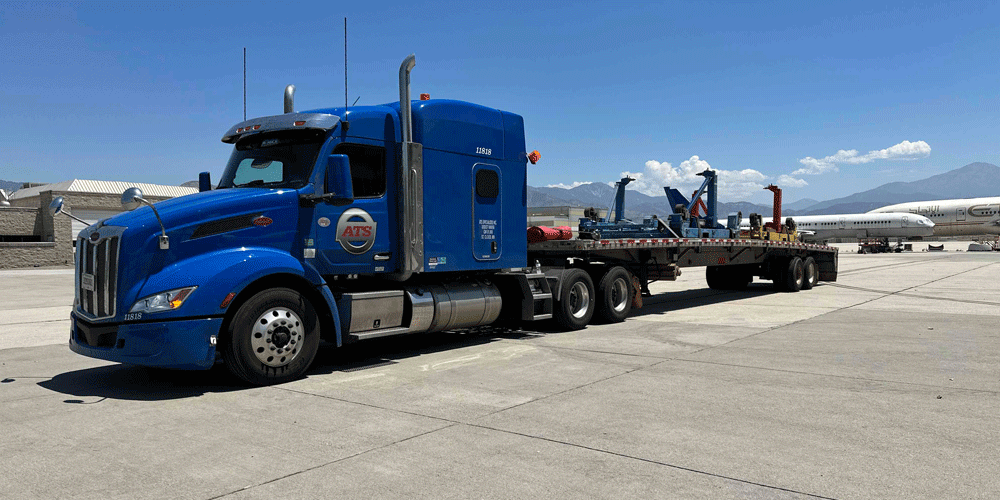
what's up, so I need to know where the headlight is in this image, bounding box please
[130,286,197,313]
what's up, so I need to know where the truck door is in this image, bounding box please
[311,143,393,275]
[472,163,501,261]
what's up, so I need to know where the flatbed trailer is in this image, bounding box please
[525,237,838,327]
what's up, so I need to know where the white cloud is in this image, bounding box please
[545,181,589,189]
[775,175,808,188]
[622,155,768,200]
[792,140,931,175]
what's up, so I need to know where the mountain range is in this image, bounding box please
[3,162,997,217]
[0,180,22,195]
[529,162,1000,218]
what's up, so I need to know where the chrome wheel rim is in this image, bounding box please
[569,281,591,319]
[250,307,304,367]
[610,277,629,313]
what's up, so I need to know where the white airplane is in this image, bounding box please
[739,212,935,242]
[867,197,1000,237]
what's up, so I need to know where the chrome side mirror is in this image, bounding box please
[49,196,65,216]
[48,196,88,224]
[120,187,169,250]
[121,187,143,211]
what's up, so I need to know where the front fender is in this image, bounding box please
[131,247,326,320]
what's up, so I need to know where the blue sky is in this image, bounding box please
[2,0,998,203]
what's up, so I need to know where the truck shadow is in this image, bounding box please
[37,363,243,402]
[36,331,534,402]
[37,283,801,401]
[628,283,784,319]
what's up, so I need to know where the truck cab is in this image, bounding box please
[67,55,539,385]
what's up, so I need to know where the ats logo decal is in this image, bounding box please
[336,208,377,254]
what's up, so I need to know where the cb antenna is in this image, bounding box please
[344,17,348,109]
[243,47,247,121]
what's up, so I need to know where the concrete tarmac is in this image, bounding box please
[1,245,998,499]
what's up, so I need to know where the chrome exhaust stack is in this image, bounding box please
[284,85,295,113]
[393,54,424,281]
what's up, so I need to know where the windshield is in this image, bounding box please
[218,130,326,189]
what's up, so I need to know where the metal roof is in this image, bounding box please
[10,179,198,200]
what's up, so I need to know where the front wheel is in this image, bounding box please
[553,268,596,330]
[224,288,321,385]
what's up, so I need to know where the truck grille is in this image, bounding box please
[76,226,124,320]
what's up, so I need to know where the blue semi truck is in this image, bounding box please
[55,55,838,385]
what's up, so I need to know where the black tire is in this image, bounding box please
[782,257,804,292]
[595,266,632,323]
[707,266,752,290]
[553,268,596,330]
[224,288,320,385]
[729,265,753,290]
[801,257,818,290]
[706,266,728,290]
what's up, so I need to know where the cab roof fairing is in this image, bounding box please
[221,113,341,144]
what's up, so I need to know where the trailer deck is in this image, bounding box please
[529,237,839,282]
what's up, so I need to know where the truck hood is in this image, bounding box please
[103,188,298,232]
[101,188,303,297]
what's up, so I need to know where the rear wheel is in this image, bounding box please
[224,288,320,385]
[801,257,818,290]
[595,266,632,323]
[706,265,752,290]
[706,266,727,290]
[553,268,595,330]
[777,257,804,292]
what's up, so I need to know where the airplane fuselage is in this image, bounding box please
[741,212,935,242]
[868,197,1000,237]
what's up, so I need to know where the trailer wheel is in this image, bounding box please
[777,257,804,292]
[553,268,595,330]
[223,288,320,385]
[801,257,818,290]
[595,266,632,323]
[705,266,727,290]
[706,266,751,290]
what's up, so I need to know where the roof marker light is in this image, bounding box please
[420,93,430,100]
[252,125,261,130]
[294,120,306,126]
[528,150,541,164]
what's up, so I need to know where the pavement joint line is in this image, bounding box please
[464,422,840,500]
[838,257,946,276]
[273,386,459,424]
[204,423,459,500]
[669,358,1000,395]
[684,260,998,357]
[476,358,674,420]
[826,283,1000,307]
[843,261,998,310]
[500,339,675,360]
[242,383,843,500]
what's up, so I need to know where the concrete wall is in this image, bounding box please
[0,207,39,235]
[0,193,73,269]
